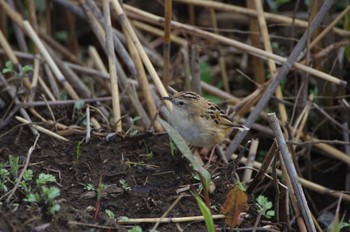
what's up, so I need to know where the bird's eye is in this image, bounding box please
[177,100,185,106]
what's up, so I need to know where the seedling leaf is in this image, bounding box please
[192,191,215,232]
[128,226,142,232]
[36,173,56,186]
[9,155,19,178]
[105,209,115,219]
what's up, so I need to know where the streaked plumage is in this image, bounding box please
[163,91,249,147]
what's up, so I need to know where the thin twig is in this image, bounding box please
[267,113,315,232]
[6,134,40,203]
[151,193,186,231]
[287,139,350,146]
[15,116,69,141]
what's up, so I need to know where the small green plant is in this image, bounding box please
[0,155,33,195]
[105,209,115,219]
[25,186,60,215]
[119,179,131,191]
[169,139,176,156]
[145,151,153,160]
[142,141,153,160]
[24,173,60,215]
[328,216,350,232]
[126,116,142,136]
[72,100,88,125]
[0,154,60,215]
[9,155,19,177]
[128,226,143,232]
[35,173,56,186]
[328,219,350,232]
[0,164,10,193]
[2,61,33,79]
[75,141,82,162]
[117,216,129,222]
[84,183,95,191]
[54,31,68,42]
[19,169,33,193]
[256,195,275,219]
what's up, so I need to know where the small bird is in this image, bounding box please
[163,91,249,147]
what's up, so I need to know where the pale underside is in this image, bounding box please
[167,105,232,147]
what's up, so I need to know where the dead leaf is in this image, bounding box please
[221,185,249,230]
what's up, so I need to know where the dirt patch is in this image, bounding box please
[0,127,236,231]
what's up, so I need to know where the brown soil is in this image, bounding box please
[0,127,237,232]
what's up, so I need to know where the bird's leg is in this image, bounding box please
[204,146,216,169]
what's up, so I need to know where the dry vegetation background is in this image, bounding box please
[0,0,350,231]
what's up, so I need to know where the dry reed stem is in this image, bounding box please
[119,214,225,224]
[43,64,60,99]
[131,20,187,46]
[0,29,18,62]
[110,0,172,111]
[88,46,113,93]
[201,70,350,165]
[45,48,89,99]
[83,0,150,126]
[190,45,201,94]
[242,138,259,184]
[208,3,229,93]
[103,0,122,133]
[28,58,40,102]
[0,1,25,29]
[87,45,153,128]
[247,142,277,193]
[246,1,265,84]
[27,0,37,30]
[224,0,335,157]
[268,113,315,232]
[231,153,350,202]
[40,32,79,63]
[29,111,59,136]
[84,0,137,77]
[124,27,163,131]
[85,105,91,143]
[0,74,39,136]
[253,0,288,124]
[23,21,80,100]
[162,0,172,88]
[38,77,56,101]
[2,0,76,101]
[174,0,350,37]
[292,99,312,148]
[310,5,350,49]
[6,0,28,52]
[124,4,345,86]
[15,116,68,141]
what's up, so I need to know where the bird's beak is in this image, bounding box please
[162,96,173,102]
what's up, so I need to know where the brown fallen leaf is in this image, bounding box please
[221,185,249,230]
